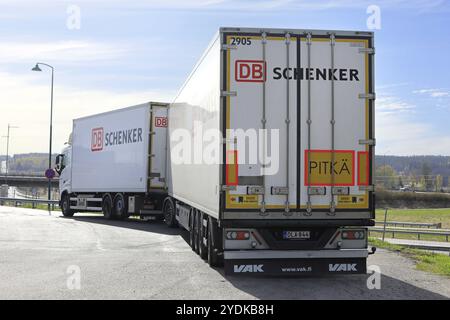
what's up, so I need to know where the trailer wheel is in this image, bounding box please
[102,194,114,220]
[163,198,177,227]
[61,193,74,217]
[198,211,208,260]
[189,209,195,251]
[193,210,199,254]
[113,193,129,220]
[207,217,223,267]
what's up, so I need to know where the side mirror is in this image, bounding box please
[55,154,64,175]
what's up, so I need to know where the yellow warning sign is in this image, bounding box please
[305,150,355,186]
[338,195,366,204]
[226,194,259,209]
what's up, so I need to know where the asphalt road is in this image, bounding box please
[0,206,449,300]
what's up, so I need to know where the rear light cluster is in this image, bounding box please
[226,230,250,240]
[341,230,365,240]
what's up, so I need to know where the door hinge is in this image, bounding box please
[221,44,237,51]
[221,185,237,191]
[247,186,265,195]
[359,138,376,146]
[359,47,375,54]
[308,186,326,196]
[221,91,237,97]
[331,187,350,195]
[359,185,375,192]
[222,137,237,144]
[359,93,376,100]
[271,186,289,195]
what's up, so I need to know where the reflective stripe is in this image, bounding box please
[226,150,238,185]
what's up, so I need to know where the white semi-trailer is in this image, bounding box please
[162,27,376,275]
[56,102,169,219]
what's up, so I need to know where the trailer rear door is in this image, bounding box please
[222,30,374,219]
[148,103,168,190]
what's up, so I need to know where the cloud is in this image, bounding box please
[0,40,130,65]
[376,94,450,155]
[0,70,175,155]
[413,88,450,98]
[376,95,415,114]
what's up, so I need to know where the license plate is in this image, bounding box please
[282,231,311,240]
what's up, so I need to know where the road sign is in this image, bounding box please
[45,168,55,180]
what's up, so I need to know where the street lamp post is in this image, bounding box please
[32,63,54,211]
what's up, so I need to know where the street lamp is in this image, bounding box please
[32,62,54,211]
[2,124,19,186]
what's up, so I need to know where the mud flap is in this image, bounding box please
[225,258,366,276]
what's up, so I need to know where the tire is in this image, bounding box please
[189,209,195,251]
[102,194,114,220]
[61,193,74,217]
[113,193,129,220]
[163,198,177,227]
[208,217,223,267]
[193,210,199,254]
[198,211,208,260]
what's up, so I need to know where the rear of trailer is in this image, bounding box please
[166,27,375,275]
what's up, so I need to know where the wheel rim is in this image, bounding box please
[115,196,124,214]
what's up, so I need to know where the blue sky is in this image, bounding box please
[0,0,449,155]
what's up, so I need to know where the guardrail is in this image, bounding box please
[0,197,59,209]
[375,221,442,229]
[369,227,450,242]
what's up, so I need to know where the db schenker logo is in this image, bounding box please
[235,60,266,82]
[91,127,104,151]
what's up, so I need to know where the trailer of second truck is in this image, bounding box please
[162,27,376,275]
[56,102,169,219]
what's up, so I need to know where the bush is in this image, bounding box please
[376,190,450,209]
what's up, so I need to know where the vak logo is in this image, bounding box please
[91,127,104,151]
[235,60,266,82]
[328,263,357,272]
[155,117,168,128]
[233,264,264,273]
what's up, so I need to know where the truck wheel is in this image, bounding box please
[163,198,177,227]
[113,193,129,220]
[198,211,208,260]
[208,217,223,267]
[102,194,114,220]
[61,194,74,217]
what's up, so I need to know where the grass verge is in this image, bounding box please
[375,208,450,229]
[369,238,450,277]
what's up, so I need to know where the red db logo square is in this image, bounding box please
[91,127,104,151]
[155,117,168,127]
[235,60,266,82]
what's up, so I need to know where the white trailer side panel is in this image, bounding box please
[71,104,151,193]
[169,35,221,218]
